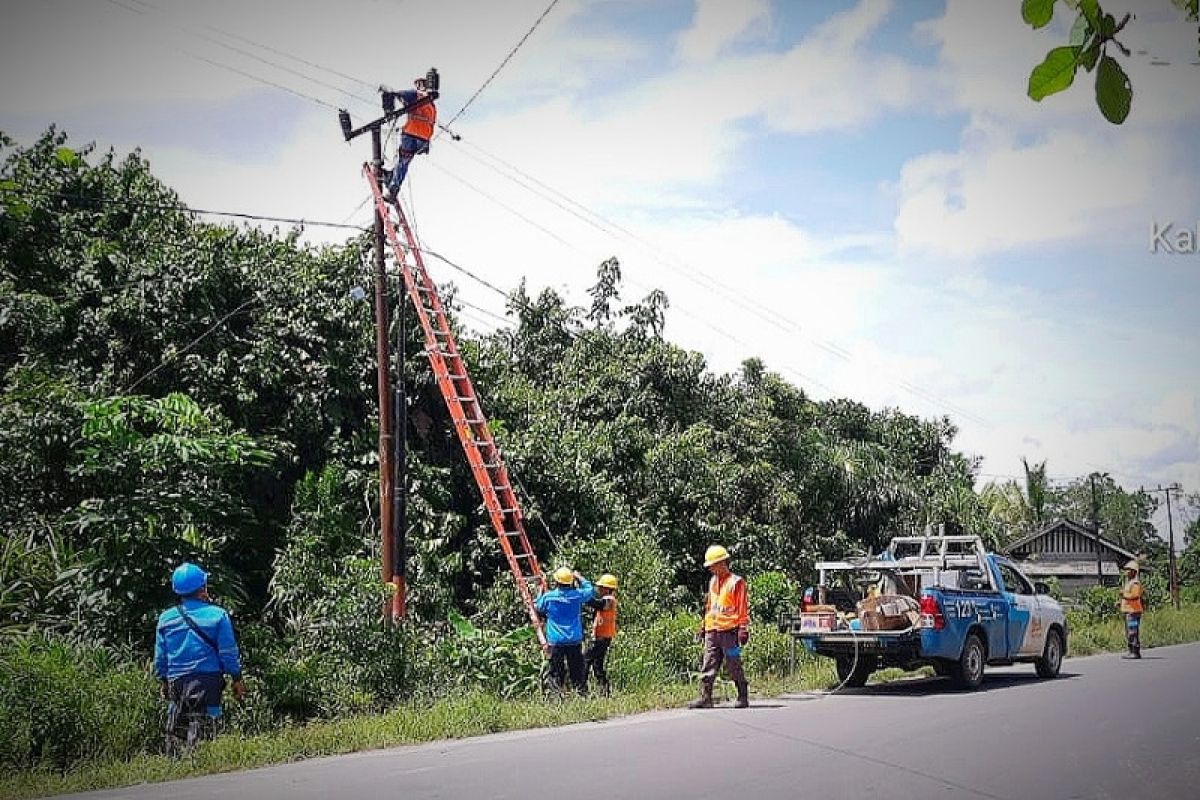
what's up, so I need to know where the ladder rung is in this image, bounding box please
[462,418,485,425]
[498,508,519,515]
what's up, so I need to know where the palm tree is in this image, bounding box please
[1022,458,1048,524]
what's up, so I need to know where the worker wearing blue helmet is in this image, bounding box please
[154,563,245,727]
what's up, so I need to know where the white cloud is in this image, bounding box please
[893,121,1168,259]
[675,0,771,63]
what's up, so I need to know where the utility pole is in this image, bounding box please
[1091,473,1103,586]
[337,81,439,621]
[393,272,407,620]
[1142,483,1183,610]
[371,127,399,621]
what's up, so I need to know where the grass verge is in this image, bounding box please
[5,605,1199,800]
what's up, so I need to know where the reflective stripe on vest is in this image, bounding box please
[404,97,437,141]
[704,574,743,631]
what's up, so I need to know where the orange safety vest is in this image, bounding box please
[404,96,436,141]
[704,573,748,632]
[1120,578,1143,614]
[593,596,618,639]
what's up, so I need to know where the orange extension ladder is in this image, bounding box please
[365,165,548,646]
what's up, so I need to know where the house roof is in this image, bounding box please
[1002,518,1139,561]
[1017,561,1122,577]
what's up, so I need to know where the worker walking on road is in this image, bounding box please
[155,563,246,746]
[690,545,750,709]
[1119,560,1143,659]
[535,568,596,696]
[585,573,619,696]
[379,72,438,201]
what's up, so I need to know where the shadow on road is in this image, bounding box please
[843,671,1081,697]
[773,671,1081,701]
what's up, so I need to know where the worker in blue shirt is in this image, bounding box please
[535,568,598,695]
[154,563,246,724]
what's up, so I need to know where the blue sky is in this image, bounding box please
[2,0,1198,539]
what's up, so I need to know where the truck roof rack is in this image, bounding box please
[814,534,995,590]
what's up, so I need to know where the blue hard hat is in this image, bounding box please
[171,563,208,595]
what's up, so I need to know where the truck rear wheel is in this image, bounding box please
[1035,628,1064,679]
[951,633,986,689]
[835,656,872,688]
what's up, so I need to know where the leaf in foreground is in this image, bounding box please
[1029,46,1080,101]
[1095,54,1132,124]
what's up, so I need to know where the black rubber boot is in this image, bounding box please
[734,681,749,708]
[688,684,713,709]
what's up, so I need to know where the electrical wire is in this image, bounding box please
[445,0,562,128]
[444,137,989,426]
[428,162,574,249]
[1,186,369,231]
[93,0,985,427]
[124,297,259,393]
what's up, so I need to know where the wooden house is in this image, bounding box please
[1002,519,1139,595]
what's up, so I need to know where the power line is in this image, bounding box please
[445,0,562,128]
[428,162,574,249]
[125,297,259,393]
[440,136,991,426]
[102,0,363,114]
[1,186,369,231]
[6,186,518,304]
[89,0,986,425]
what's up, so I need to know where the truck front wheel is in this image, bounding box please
[951,633,986,689]
[835,656,872,688]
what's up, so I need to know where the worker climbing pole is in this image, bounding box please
[337,73,549,646]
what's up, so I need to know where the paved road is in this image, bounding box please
[66,644,1200,800]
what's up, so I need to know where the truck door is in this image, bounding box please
[995,559,1043,657]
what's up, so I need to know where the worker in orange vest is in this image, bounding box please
[689,545,750,709]
[1118,560,1143,659]
[585,573,619,696]
[380,74,437,201]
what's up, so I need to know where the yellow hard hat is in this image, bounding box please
[553,567,574,585]
[1123,560,1140,572]
[703,545,730,567]
[596,573,619,590]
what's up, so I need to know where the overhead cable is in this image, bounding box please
[444,0,562,128]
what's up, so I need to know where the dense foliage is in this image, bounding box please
[0,129,1186,772]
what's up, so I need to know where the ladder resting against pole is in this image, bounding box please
[364,164,548,648]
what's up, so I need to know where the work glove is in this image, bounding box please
[232,679,247,701]
[159,680,169,701]
[737,627,749,646]
[695,625,706,643]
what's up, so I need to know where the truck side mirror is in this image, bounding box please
[1034,581,1051,595]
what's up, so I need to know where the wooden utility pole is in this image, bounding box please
[1142,483,1183,610]
[338,92,436,623]
[369,128,401,621]
[1091,474,1103,586]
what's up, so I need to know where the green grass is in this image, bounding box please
[6,605,1200,800]
[1067,605,1200,656]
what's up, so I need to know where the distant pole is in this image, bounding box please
[1142,483,1183,611]
[1165,485,1181,610]
[1091,474,1103,586]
